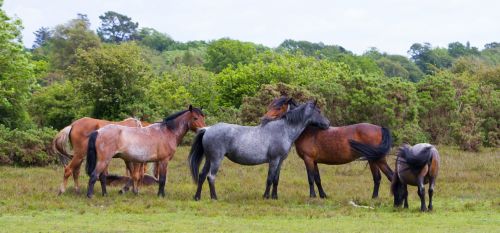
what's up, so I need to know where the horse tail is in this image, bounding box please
[399,145,433,172]
[349,127,392,161]
[52,126,73,166]
[188,129,206,183]
[86,131,98,176]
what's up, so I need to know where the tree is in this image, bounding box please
[206,38,259,73]
[48,15,101,70]
[0,2,35,129]
[97,11,138,43]
[408,43,453,74]
[32,27,52,49]
[69,43,152,119]
[136,27,175,52]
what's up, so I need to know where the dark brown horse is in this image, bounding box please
[85,106,205,198]
[263,97,394,198]
[391,143,440,211]
[53,117,146,195]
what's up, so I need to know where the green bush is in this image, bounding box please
[0,125,57,166]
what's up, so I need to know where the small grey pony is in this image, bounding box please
[189,101,330,200]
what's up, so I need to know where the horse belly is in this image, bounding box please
[121,146,154,162]
[225,149,268,165]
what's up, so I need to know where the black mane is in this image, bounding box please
[284,102,307,125]
[162,108,204,130]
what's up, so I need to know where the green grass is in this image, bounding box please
[0,146,499,232]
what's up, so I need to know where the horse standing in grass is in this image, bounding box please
[391,143,440,211]
[53,117,146,195]
[86,106,205,198]
[263,97,394,198]
[189,101,330,200]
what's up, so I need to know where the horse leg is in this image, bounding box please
[313,162,327,198]
[263,159,279,199]
[87,161,107,198]
[157,160,168,197]
[417,176,427,212]
[403,184,409,208]
[428,176,436,211]
[376,158,394,181]
[58,154,82,195]
[271,159,285,199]
[303,159,316,198]
[369,161,382,198]
[99,172,107,196]
[194,159,210,201]
[208,158,222,200]
[132,163,142,195]
[119,161,134,194]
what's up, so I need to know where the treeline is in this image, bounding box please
[0,6,498,165]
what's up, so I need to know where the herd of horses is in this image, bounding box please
[52,97,440,212]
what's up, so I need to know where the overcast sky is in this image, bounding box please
[4,0,499,55]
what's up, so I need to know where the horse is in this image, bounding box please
[263,97,394,198]
[85,105,205,198]
[391,143,440,211]
[189,101,330,200]
[53,117,146,195]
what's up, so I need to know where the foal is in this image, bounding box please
[391,143,440,211]
[86,106,205,198]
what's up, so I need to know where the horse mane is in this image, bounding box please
[283,103,307,125]
[397,144,433,173]
[261,97,299,125]
[162,108,204,130]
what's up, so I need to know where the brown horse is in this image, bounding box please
[263,97,394,198]
[85,105,205,198]
[391,143,440,211]
[53,117,145,195]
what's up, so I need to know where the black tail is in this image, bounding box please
[349,127,392,161]
[85,131,98,176]
[188,129,206,183]
[398,145,433,172]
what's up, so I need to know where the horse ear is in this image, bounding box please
[189,105,193,112]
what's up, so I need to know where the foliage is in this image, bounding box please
[32,26,52,49]
[46,15,101,70]
[97,11,138,43]
[241,82,324,125]
[0,124,57,166]
[29,81,83,129]
[0,3,35,129]
[69,43,152,120]
[451,105,484,152]
[136,27,176,52]
[205,38,260,73]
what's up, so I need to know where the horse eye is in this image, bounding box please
[194,117,199,120]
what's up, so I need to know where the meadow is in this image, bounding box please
[0,146,498,232]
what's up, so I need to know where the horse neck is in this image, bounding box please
[168,117,190,145]
[269,118,308,142]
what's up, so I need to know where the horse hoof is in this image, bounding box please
[194,196,200,201]
[309,194,317,198]
[102,193,108,197]
[87,194,93,199]
[57,190,64,196]
[119,190,124,195]
[271,195,278,200]
[320,194,327,199]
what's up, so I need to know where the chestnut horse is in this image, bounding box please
[53,117,146,195]
[86,106,205,198]
[263,97,394,198]
[391,143,440,211]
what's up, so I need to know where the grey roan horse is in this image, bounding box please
[189,101,330,200]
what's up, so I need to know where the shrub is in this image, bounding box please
[0,125,57,166]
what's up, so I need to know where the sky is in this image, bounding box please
[3,0,499,55]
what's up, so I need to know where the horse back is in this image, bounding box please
[296,123,382,164]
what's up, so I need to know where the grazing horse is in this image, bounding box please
[263,97,394,198]
[86,106,205,198]
[391,143,440,211]
[53,117,145,195]
[189,101,330,200]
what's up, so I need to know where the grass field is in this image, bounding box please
[0,146,499,232]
